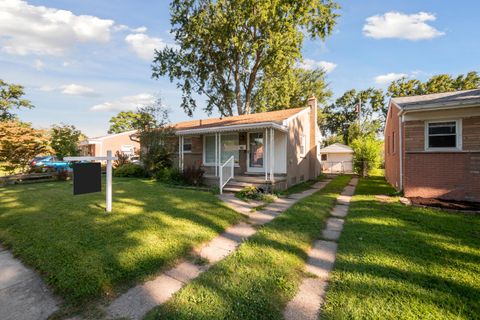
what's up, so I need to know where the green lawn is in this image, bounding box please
[280,174,326,196]
[322,175,480,320]
[0,178,242,305]
[146,175,351,320]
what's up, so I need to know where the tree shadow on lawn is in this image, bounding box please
[322,176,480,319]
[0,178,242,308]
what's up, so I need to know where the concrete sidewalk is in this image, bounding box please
[0,244,59,320]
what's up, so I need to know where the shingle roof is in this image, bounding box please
[173,107,307,131]
[319,143,353,153]
[392,89,480,110]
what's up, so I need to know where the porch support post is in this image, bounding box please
[218,132,222,170]
[270,128,274,182]
[215,133,218,176]
[264,128,268,181]
[178,136,181,169]
[180,135,184,171]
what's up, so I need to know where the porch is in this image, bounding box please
[176,122,289,193]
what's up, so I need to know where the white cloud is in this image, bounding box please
[132,26,147,33]
[363,12,445,40]
[61,84,98,97]
[298,59,337,73]
[0,0,114,56]
[125,33,171,61]
[34,59,45,71]
[90,93,156,112]
[374,72,408,84]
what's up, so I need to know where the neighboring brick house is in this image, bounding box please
[384,89,480,202]
[79,130,139,158]
[171,96,322,192]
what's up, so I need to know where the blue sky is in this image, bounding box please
[1,0,479,136]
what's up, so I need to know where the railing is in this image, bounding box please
[219,156,235,194]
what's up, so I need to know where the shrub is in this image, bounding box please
[236,185,277,202]
[114,151,130,168]
[113,163,145,178]
[155,167,183,184]
[182,166,204,186]
[350,135,383,177]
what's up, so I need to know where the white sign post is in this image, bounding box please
[65,150,118,212]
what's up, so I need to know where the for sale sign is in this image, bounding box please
[72,162,101,195]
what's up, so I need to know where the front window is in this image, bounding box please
[183,138,192,152]
[426,121,459,149]
[204,135,216,163]
[203,134,239,164]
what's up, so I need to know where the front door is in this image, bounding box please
[247,132,264,172]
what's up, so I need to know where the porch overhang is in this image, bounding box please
[175,122,288,135]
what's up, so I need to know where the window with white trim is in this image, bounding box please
[183,137,192,152]
[203,134,239,165]
[426,120,460,149]
[204,135,216,164]
[299,134,306,156]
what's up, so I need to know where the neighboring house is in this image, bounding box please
[384,89,480,202]
[79,130,139,158]
[319,143,354,173]
[172,96,322,191]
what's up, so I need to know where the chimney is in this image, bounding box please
[307,95,319,177]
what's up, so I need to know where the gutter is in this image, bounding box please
[175,122,288,135]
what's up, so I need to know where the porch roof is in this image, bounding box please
[174,107,306,135]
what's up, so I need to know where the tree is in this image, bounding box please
[350,135,383,177]
[1,79,34,121]
[388,71,480,97]
[153,0,339,116]
[253,67,332,112]
[0,121,50,173]
[50,124,83,159]
[323,88,385,144]
[108,111,156,134]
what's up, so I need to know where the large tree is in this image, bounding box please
[323,88,384,144]
[253,67,332,112]
[388,71,480,97]
[153,0,339,116]
[108,111,156,134]
[1,79,34,121]
[0,121,50,173]
[50,124,83,159]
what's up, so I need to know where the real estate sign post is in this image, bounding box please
[65,150,118,212]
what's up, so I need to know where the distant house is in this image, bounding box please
[79,130,139,158]
[169,97,322,192]
[384,89,480,202]
[319,143,354,173]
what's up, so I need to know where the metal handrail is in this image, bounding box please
[219,156,235,194]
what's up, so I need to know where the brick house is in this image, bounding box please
[384,89,480,202]
[79,130,139,158]
[172,97,322,192]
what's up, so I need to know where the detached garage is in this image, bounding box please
[319,143,354,173]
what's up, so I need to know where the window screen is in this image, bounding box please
[221,134,239,163]
[427,121,457,148]
[204,135,216,163]
[183,138,192,152]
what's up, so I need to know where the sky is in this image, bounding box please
[1,0,479,137]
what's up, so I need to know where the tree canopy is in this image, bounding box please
[50,124,83,159]
[153,0,339,116]
[1,79,34,121]
[108,111,156,134]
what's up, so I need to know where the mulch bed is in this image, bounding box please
[409,197,480,213]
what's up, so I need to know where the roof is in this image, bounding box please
[81,130,137,143]
[173,107,307,132]
[319,143,353,153]
[392,89,480,111]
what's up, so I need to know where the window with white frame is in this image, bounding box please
[203,134,239,165]
[204,135,216,164]
[299,134,306,156]
[183,137,192,152]
[426,120,460,149]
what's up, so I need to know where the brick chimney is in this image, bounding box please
[307,95,320,178]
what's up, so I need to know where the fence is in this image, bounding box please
[321,161,354,174]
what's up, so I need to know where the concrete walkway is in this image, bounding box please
[0,244,59,320]
[284,177,358,320]
[106,179,331,320]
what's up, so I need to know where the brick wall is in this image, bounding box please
[384,102,401,190]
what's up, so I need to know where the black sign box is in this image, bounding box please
[73,163,101,195]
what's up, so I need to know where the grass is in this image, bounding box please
[280,174,326,196]
[0,178,242,307]
[321,175,480,320]
[145,175,352,320]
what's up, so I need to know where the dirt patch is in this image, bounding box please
[409,197,480,213]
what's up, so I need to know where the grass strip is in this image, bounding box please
[0,178,242,305]
[279,174,326,196]
[146,175,351,320]
[321,175,480,320]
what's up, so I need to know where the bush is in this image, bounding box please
[114,151,130,168]
[113,163,145,178]
[236,185,277,202]
[155,167,183,184]
[350,135,383,177]
[182,166,204,186]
